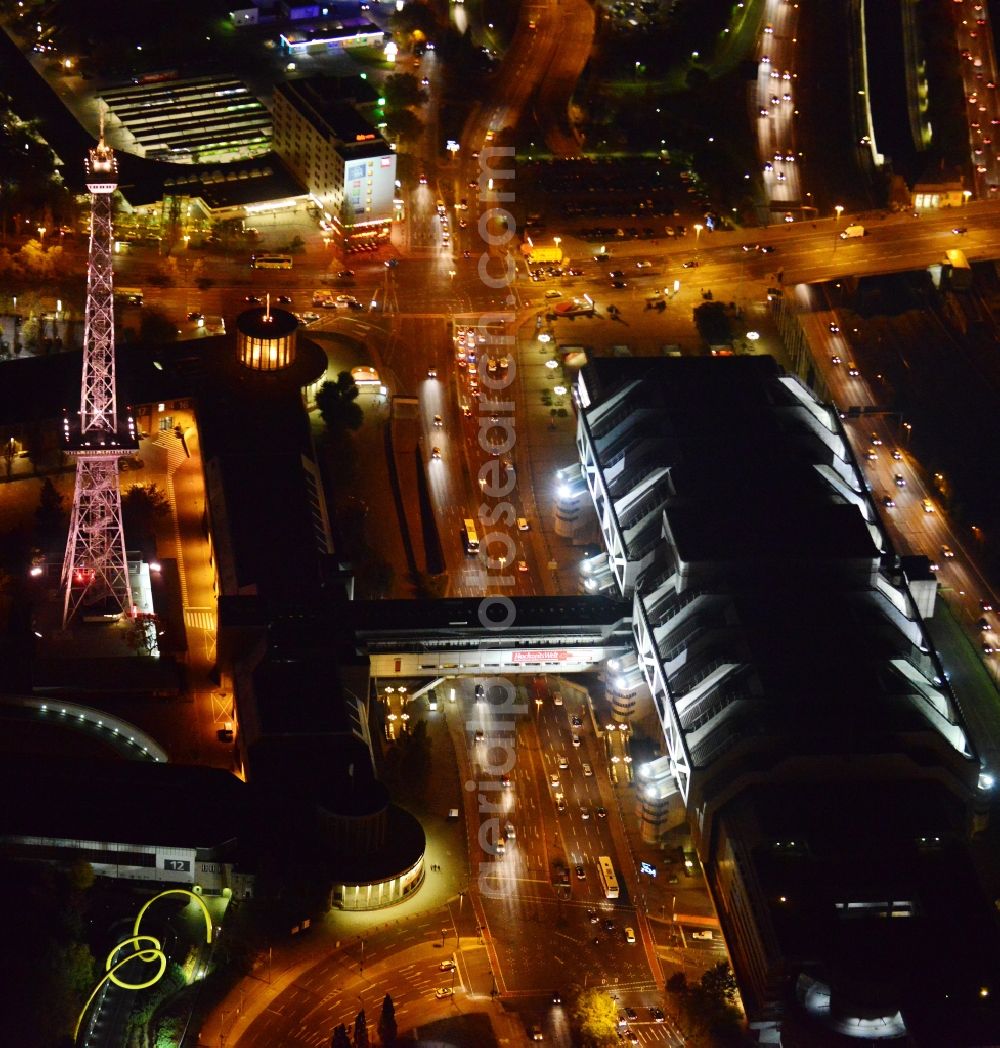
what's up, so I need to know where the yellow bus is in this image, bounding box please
[597,855,619,899]
[251,253,293,270]
[463,518,480,555]
[114,286,144,306]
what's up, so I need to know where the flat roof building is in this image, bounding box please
[273,76,397,250]
[575,356,997,1042]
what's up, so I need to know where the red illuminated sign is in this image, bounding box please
[512,650,571,663]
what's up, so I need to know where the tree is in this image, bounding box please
[701,961,738,1004]
[35,477,67,549]
[330,1023,351,1048]
[666,971,688,994]
[2,432,16,478]
[316,372,364,435]
[354,1009,369,1048]
[121,482,170,548]
[572,987,619,1046]
[383,73,427,109]
[383,108,424,143]
[391,1,439,41]
[377,993,397,1046]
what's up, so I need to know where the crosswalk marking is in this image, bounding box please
[184,608,216,632]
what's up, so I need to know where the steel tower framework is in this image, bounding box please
[61,127,137,626]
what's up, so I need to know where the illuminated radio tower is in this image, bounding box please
[60,121,137,626]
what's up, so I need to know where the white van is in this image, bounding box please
[553,692,564,706]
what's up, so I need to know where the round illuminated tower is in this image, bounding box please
[236,303,298,372]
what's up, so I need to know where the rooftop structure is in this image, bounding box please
[100,75,271,163]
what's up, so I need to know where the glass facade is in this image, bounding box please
[239,330,295,371]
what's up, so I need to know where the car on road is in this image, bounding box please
[571,714,582,727]
[596,806,607,818]
[625,927,636,943]
[557,755,569,769]
[500,774,511,788]
[419,173,428,184]
[337,270,355,279]
[922,498,935,513]
[186,311,204,321]
[681,260,699,269]
[828,321,841,333]
[649,1007,665,1022]
[544,290,562,299]
[517,516,530,531]
[572,735,581,748]
[870,431,883,446]
[575,865,586,880]
[830,355,842,366]
[882,494,896,508]
[552,990,562,1004]
[530,1027,543,1041]
[894,474,906,487]
[244,294,261,303]
[891,448,902,460]
[298,312,320,324]
[691,930,714,941]
[567,267,584,276]
[556,796,567,813]
[587,908,599,923]
[505,821,515,838]
[624,1007,637,1022]
[982,599,995,613]
[741,243,759,252]
[517,560,528,573]
[582,762,593,776]
[952,226,968,235]
[474,729,485,743]
[433,415,443,427]
[609,270,625,279]
[431,447,441,460]
[427,367,438,378]
[550,773,560,789]
[847,362,859,376]
[942,544,955,559]
[604,919,616,933]
[760,245,776,253]
[435,987,454,999]
[635,260,652,269]
[580,807,590,820]
[440,959,456,971]
[623,1029,638,1044]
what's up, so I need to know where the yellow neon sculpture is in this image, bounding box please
[75,888,213,1042]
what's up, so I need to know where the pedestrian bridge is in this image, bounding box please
[351,596,632,677]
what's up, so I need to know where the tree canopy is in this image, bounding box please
[572,987,619,1046]
[316,371,364,435]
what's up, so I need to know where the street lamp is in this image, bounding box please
[834,204,844,225]
[902,422,912,445]
[545,358,558,369]
[746,330,760,342]
[693,223,703,245]
[964,190,972,206]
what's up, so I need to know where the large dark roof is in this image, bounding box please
[275,76,386,146]
[350,596,632,636]
[0,29,302,208]
[0,755,249,851]
[740,781,1000,1045]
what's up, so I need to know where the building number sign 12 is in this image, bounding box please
[163,858,191,872]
